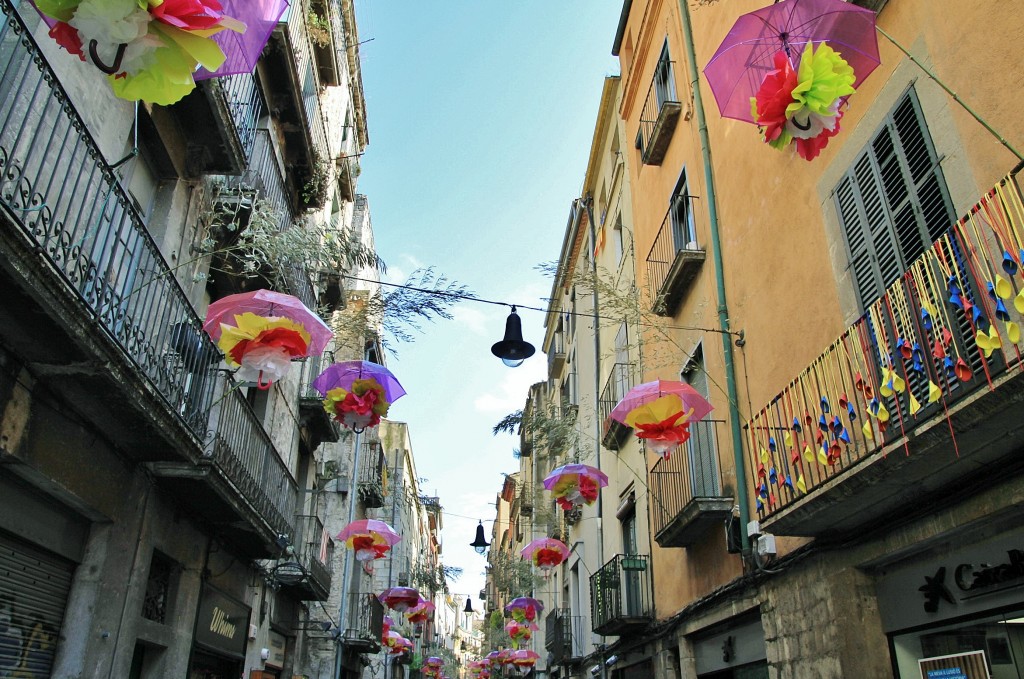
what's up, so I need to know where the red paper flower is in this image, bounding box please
[336,388,382,428]
[752,50,797,144]
[228,326,308,365]
[534,548,564,568]
[150,0,227,30]
[49,22,85,61]
[350,534,390,559]
[794,109,843,160]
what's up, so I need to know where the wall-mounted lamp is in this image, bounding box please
[491,306,535,368]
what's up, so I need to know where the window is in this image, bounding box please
[683,346,719,497]
[141,551,175,624]
[670,170,697,251]
[613,215,625,268]
[834,89,955,308]
[654,40,677,109]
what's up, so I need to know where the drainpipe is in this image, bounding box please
[334,428,363,679]
[676,0,751,555]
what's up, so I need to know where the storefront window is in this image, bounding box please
[892,608,1024,678]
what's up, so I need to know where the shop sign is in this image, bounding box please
[267,630,287,669]
[195,585,251,658]
[919,548,1024,613]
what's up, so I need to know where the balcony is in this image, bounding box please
[519,482,534,516]
[599,363,636,450]
[547,330,567,377]
[274,515,334,600]
[649,420,732,548]
[746,169,1024,539]
[341,592,384,654]
[298,349,340,451]
[636,57,681,166]
[0,2,296,558]
[646,198,706,316]
[358,440,387,508]
[590,554,653,636]
[546,608,586,665]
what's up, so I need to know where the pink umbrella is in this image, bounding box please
[504,620,536,648]
[520,537,570,573]
[204,290,332,351]
[336,520,401,562]
[406,600,435,624]
[504,597,544,623]
[508,649,540,675]
[610,380,713,425]
[378,587,422,613]
[703,0,880,123]
[542,464,608,510]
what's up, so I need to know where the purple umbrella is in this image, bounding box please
[311,361,406,402]
[703,0,880,123]
[195,0,291,79]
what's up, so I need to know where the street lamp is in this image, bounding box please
[470,521,490,554]
[464,597,475,614]
[491,306,535,367]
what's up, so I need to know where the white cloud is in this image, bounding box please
[473,360,547,413]
[450,305,491,336]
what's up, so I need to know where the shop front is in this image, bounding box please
[877,528,1024,678]
[189,584,251,679]
[690,614,768,679]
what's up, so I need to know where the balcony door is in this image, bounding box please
[654,41,676,110]
[670,170,697,252]
[621,513,642,616]
[684,347,719,497]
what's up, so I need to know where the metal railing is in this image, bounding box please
[598,362,635,424]
[285,7,329,159]
[295,514,333,593]
[0,2,296,540]
[649,419,726,536]
[646,194,700,304]
[343,592,384,648]
[545,608,586,664]
[590,554,652,634]
[547,329,566,376]
[636,56,677,158]
[218,72,263,160]
[301,348,335,399]
[746,170,1024,519]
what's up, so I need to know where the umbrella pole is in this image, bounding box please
[875,26,1023,162]
[335,428,364,679]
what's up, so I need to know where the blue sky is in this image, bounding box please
[352,2,623,603]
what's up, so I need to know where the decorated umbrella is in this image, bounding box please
[504,619,537,648]
[520,537,570,573]
[335,519,401,562]
[378,587,422,613]
[383,630,412,656]
[195,0,289,79]
[542,463,608,510]
[406,600,435,624]
[508,649,541,675]
[313,360,406,432]
[703,0,881,160]
[202,290,332,389]
[504,597,544,624]
[610,380,714,458]
[31,0,261,105]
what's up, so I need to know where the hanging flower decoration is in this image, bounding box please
[520,537,570,574]
[217,313,311,389]
[322,379,390,431]
[32,0,246,105]
[383,630,412,656]
[750,42,856,160]
[625,394,695,458]
[504,620,537,648]
[406,600,435,625]
[508,649,541,676]
[378,587,422,613]
[504,597,544,624]
[336,520,401,562]
[543,463,608,511]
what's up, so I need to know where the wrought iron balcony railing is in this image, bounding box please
[358,440,387,507]
[342,592,384,653]
[646,194,705,316]
[590,554,653,636]
[0,1,296,546]
[547,329,567,377]
[636,56,681,165]
[219,72,264,162]
[285,7,330,159]
[747,169,1024,536]
[598,362,636,450]
[649,419,732,548]
[545,608,586,665]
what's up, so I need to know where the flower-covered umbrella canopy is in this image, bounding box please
[383,630,411,656]
[520,537,570,573]
[378,587,422,613]
[542,463,608,510]
[610,380,714,424]
[504,597,544,624]
[611,380,714,458]
[508,649,541,675]
[406,600,435,624]
[504,619,537,648]
[703,0,880,160]
[335,519,401,562]
[313,360,406,432]
[32,0,254,105]
[203,290,332,389]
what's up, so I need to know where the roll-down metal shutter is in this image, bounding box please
[0,531,74,678]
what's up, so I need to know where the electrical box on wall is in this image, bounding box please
[248,624,258,640]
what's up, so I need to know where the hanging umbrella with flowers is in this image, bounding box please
[610,380,714,459]
[504,596,544,625]
[406,600,435,625]
[335,519,401,562]
[543,463,608,510]
[378,587,422,613]
[520,537,570,574]
[313,360,406,432]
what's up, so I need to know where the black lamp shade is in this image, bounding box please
[470,521,490,554]
[464,597,474,614]
[491,307,535,367]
